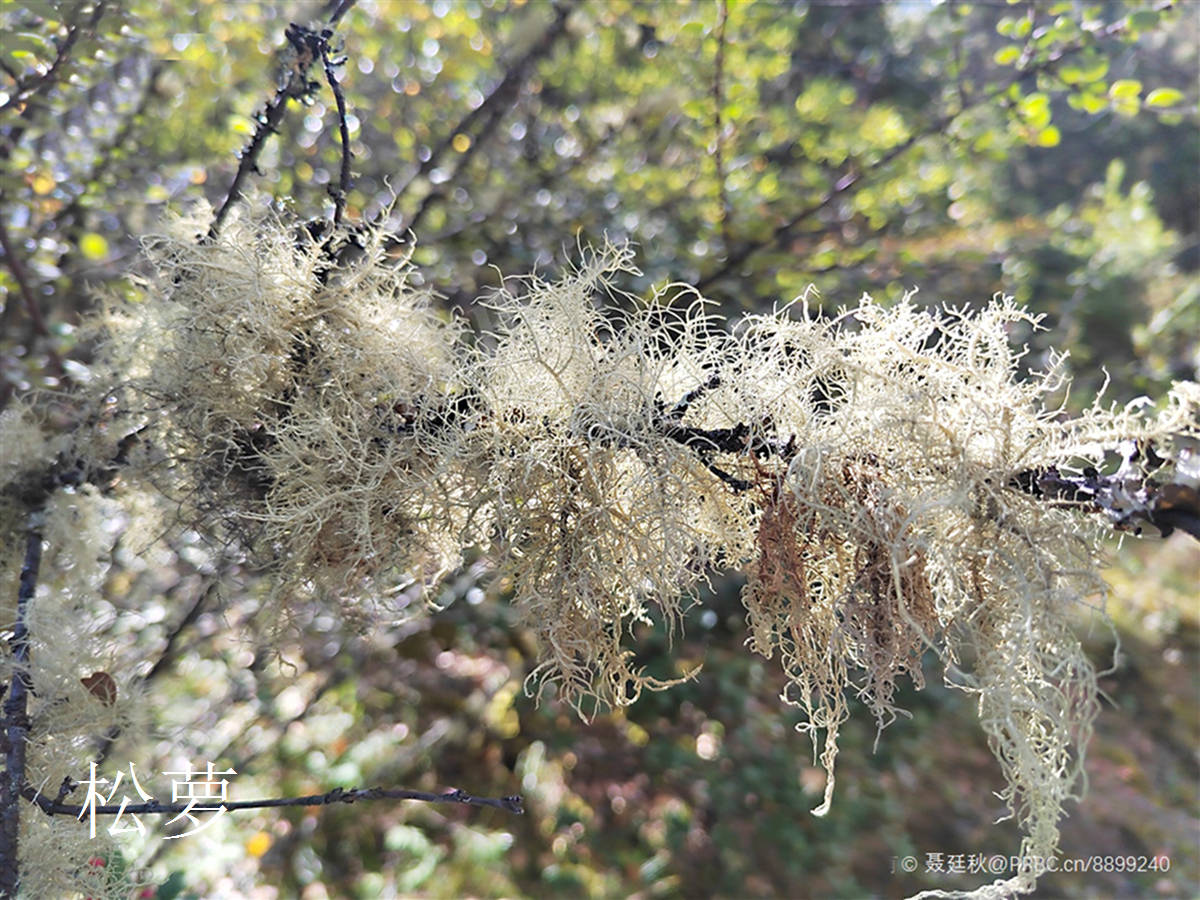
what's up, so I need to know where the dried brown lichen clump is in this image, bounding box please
[742,459,938,817]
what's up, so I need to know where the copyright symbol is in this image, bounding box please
[987,855,1008,874]
[900,856,918,873]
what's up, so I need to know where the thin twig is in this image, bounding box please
[321,40,354,226]
[209,2,357,240]
[0,515,45,898]
[1009,465,1200,541]
[949,0,970,113]
[92,578,217,769]
[712,0,731,252]
[35,63,166,246]
[24,784,524,818]
[208,24,323,240]
[327,0,357,27]
[695,115,947,291]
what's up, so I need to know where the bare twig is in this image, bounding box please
[949,0,970,112]
[144,580,217,686]
[92,577,218,769]
[35,63,166,246]
[326,0,356,27]
[0,515,45,898]
[695,111,949,291]
[24,784,524,818]
[209,2,357,240]
[321,37,354,226]
[208,23,325,240]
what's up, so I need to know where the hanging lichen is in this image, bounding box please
[12,203,1188,899]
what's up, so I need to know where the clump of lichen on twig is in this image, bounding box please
[93,203,466,625]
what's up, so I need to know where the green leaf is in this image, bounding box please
[1077,90,1108,114]
[1067,54,1109,85]
[1060,52,1109,86]
[1145,88,1184,108]
[1108,79,1142,100]
[993,46,1021,66]
[0,31,51,57]
[1034,125,1061,147]
[1112,96,1140,118]
[1019,92,1051,128]
[79,233,109,260]
[154,870,189,900]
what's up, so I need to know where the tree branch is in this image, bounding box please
[712,0,731,253]
[373,375,1200,541]
[24,784,523,818]
[34,62,166,247]
[326,0,356,28]
[1009,462,1200,541]
[209,2,357,240]
[92,576,218,770]
[0,515,45,898]
[208,23,325,240]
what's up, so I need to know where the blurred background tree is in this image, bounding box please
[1,0,1195,897]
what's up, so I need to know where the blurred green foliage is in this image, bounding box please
[1,0,1196,897]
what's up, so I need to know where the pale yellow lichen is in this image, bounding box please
[60,206,1198,900]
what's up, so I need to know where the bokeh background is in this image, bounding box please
[1,1,1196,897]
